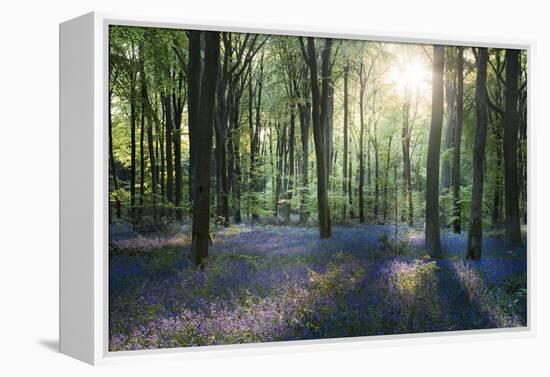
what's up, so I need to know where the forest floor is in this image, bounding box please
[109,222,527,351]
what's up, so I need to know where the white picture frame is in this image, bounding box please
[59,11,535,365]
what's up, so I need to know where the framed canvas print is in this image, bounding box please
[60,11,533,365]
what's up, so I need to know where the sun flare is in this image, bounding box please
[387,59,430,97]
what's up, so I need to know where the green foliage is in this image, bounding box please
[307,252,367,295]
[375,233,414,260]
[108,24,528,247]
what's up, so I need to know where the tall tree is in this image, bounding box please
[215,33,268,226]
[249,57,264,220]
[487,50,505,226]
[298,69,311,223]
[139,49,158,222]
[163,94,174,207]
[441,49,455,191]
[108,54,121,219]
[452,47,464,233]
[191,31,220,267]
[383,135,394,221]
[466,47,489,260]
[503,49,522,246]
[129,63,137,222]
[355,50,381,223]
[187,31,201,211]
[358,62,367,223]
[401,88,414,226]
[371,92,381,220]
[138,49,146,214]
[342,63,349,219]
[300,37,332,238]
[172,70,185,221]
[425,45,445,258]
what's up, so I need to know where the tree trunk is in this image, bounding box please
[383,136,393,221]
[214,63,230,227]
[299,82,311,223]
[187,31,201,211]
[342,63,349,219]
[374,121,380,220]
[518,78,528,224]
[491,116,503,225]
[466,47,489,261]
[159,117,166,202]
[139,76,146,214]
[401,93,413,226]
[163,95,174,209]
[249,61,263,220]
[503,49,522,246]
[172,86,184,221]
[108,86,121,219]
[230,88,243,224]
[441,51,455,192]
[301,37,331,238]
[348,158,354,218]
[285,105,296,223]
[129,71,137,222]
[191,31,220,268]
[358,63,366,223]
[326,83,334,178]
[139,55,158,223]
[452,47,464,233]
[425,45,445,258]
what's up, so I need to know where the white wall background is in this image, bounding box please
[0,0,548,375]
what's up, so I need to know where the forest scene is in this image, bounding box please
[108,25,528,351]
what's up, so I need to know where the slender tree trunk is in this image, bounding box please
[491,117,503,225]
[383,136,393,221]
[172,88,184,221]
[285,106,296,223]
[214,121,229,226]
[214,72,230,227]
[146,125,158,222]
[187,31,201,211]
[233,135,242,224]
[191,31,220,268]
[249,62,263,220]
[326,83,334,178]
[452,47,464,233]
[503,49,522,246]
[367,128,372,187]
[108,87,121,219]
[230,89,243,224]
[159,118,166,202]
[374,123,380,220]
[518,85,528,224]
[163,95,174,208]
[139,79,146,214]
[129,72,137,222]
[301,37,331,238]
[299,83,310,223]
[342,63,349,219]
[425,45,445,258]
[394,154,399,237]
[401,94,413,226]
[466,48,489,261]
[348,158,354,218]
[358,63,366,223]
[441,51,455,192]
[139,54,157,222]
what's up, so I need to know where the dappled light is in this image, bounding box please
[110,225,526,350]
[108,26,528,351]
